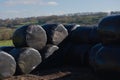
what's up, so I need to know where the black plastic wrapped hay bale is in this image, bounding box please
[64,24,80,33]
[0,51,16,79]
[64,43,93,66]
[94,45,120,72]
[98,15,120,45]
[89,27,101,43]
[93,45,120,80]
[69,26,100,44]
[10,47,42,74]
[42,23,68,45]
[40,44,59,60]
[88,43,102,68]
[0,46,14,53]
[12,24,47,50]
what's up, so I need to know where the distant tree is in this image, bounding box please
[0,12,108,28]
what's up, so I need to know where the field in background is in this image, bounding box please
[0,27,15,40]
[0,27,15,46]
[0,40,13,46]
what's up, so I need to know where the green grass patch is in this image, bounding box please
[0,40,14,46]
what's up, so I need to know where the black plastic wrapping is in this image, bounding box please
[0,46,14,53]
[94,45,120,72]
[69,26,100,44]
[98,15,120,45]
[88,43,102,68]
[64,24,80,34]
[64,43,92,66]
[32,42,72,73]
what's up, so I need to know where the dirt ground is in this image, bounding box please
[3,66,119,80]
[3,66,97,80]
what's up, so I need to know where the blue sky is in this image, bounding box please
[0,0,120,19]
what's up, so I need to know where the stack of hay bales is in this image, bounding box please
[89,15,120,79]
[0,23,68,79]
[33,24,68,70]
[33,24,80,70]
[0,23,101,79]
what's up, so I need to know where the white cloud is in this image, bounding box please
[4,0,41,6]
[5,10,20,14]
[48,11,66,16]
[3,0,58,6]
[47,1,58,6]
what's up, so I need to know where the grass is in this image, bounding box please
[0,40,14,46]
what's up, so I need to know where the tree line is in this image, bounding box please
[0,12,109,28]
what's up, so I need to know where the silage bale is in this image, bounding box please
[94,45,120,72]
[69,26,100,44]
[64,43,92,66]
[89,27,101,43]
[64,24,80,33]
[40,44,59,60]
[42,23,68,45]
[10,47,42,74]
[98,15,120,45]
[88,43,120,79]
[88,43,102,68]
[0,51,16,79]
[12,24,47,50]
[0,46,14,53]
